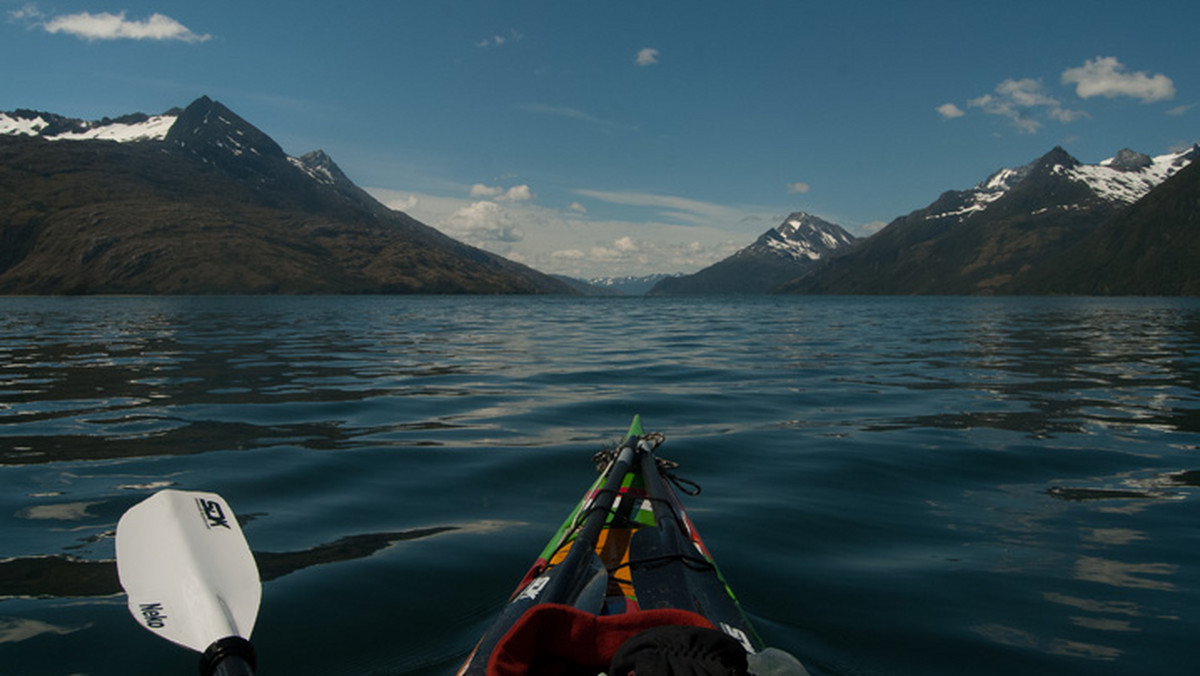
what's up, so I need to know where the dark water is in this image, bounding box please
[2,296,1198,676]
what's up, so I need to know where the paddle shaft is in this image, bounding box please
[541,441,636,601]
[202,636,257,676]
[209,654,254,676]
[457,439,641,675]
[576,443,638,546]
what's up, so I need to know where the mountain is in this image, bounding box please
[1010,157,1200,295]
[551,275,621,295]
[0,97,572,295]
[0,107,179,141]
[549,274,679,296]
[591,273,681,295]
[779,145,1197,295]
[647,212,857,295]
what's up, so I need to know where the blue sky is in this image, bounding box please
[3,1,1197,278]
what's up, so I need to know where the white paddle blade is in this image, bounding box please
[116,490,261,652]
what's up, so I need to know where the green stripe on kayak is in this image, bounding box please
[624,415,644,443]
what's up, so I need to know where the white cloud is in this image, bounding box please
[498,184,533,202]
[1062,56,1175,103]
[470,183,503,198]
[516,103,635,133]
[636,47,660,66]
[786,181,811,195]
[552,249,587,261]
[470,183,534,202]
[567,201,587,214]
[371,188,471,223]
[367,185,776,278]
[442,201,525,244]
[1166,103,1194,117]
[387,193,420,212]
[555,234,736,277]
[476,29,524,48]
[8,4,43,21]
[858,220,889,236]
[572,189,745,227]
[614,236,638,252]
[968,78,1086,133]
[937,103,965,119]
[34,9,211,43]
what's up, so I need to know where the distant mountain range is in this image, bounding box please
[560,147,1196,297]
[779,145,1198,295]
[648,212,856,295]
[3,97,1196,296]
[556,273,680,295]
[0,97,571,294]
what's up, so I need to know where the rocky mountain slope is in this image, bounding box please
[1011,157,1200,295]
[779,145,1197,295]
[0,97,572,295]
[648,212,856,295]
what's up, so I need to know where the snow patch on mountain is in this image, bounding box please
[927,146,1196,222]
[289,156,328,183]
[291,151,343,186]
[45,115,176,142]
[3,99,352,198]
[929,166,1027,221]
[0,111,176,142]
[1074,149,1192,204]
[755,212,856,262]
[0,112,49,136]
[588,273,678,295]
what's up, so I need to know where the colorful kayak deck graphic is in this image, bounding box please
[459,417,762,675]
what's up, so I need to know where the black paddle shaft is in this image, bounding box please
[200,636,256,676]
[541,441,637,601]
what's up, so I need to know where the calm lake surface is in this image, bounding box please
[2,295,1198,676]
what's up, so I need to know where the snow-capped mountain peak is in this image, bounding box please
[1104,148,1152,172]
[1073,146,1198,204]
[754,212,857,261]
[164,96,286,163]
[2,97,376,201]
[292,150,346,186]
[925,144,1197,223]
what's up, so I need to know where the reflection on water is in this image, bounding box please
[1080,528,1147,546]
[17,501,105,521]
[1043,592,1149,618]
[1074,557,1177,592]
[970,623,1123,662]
[4,297,1200,462]
[1,296,1199,676]
[0,617,91,644]
[1069,616,1138,633]
[0,522,519,599]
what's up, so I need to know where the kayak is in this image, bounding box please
[458,416,809,676]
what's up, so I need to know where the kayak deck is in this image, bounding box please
[459,417,762,675]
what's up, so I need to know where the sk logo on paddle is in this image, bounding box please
[196,498,231,529]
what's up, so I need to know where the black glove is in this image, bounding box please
[609,625,749,676]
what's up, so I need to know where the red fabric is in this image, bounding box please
[487,604,716,676]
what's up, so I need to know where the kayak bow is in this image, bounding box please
[459,416,776,676]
